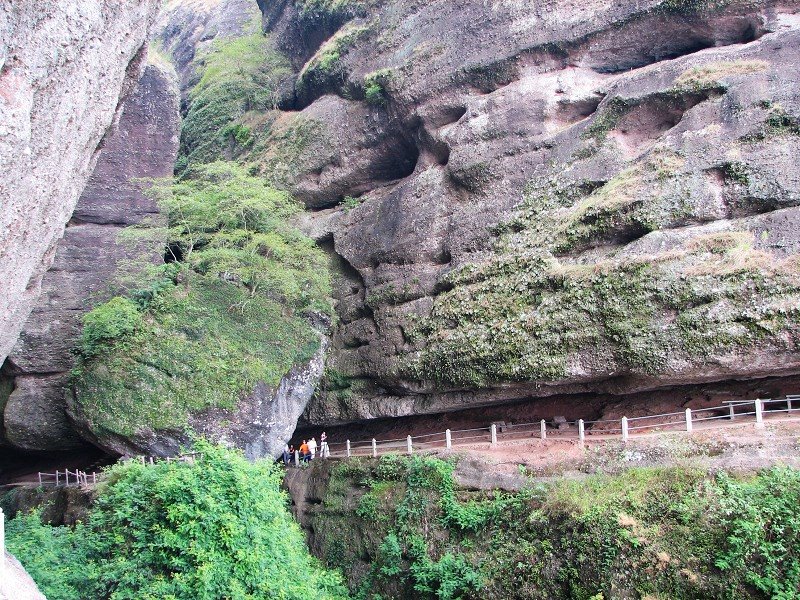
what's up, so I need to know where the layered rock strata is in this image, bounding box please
[0,0,161,364]
[244,0,800,425]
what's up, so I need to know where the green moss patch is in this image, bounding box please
[179,26,292,168]
[295,22,372,100]
[406,226,800,387]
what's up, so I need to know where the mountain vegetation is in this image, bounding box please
[6,442,348,600]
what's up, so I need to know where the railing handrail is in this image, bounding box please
[30,396,800,476]
[326,395,797,459]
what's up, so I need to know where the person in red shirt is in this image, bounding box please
[299,440,310,463]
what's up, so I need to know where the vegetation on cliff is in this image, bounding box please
[305,456,800,600]
[178,22,292,169]
[71,162,332,438]
[6,442,348,600]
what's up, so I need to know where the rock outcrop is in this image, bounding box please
[69,330,329,459]
[156,0,258,98]
[0,63,180,452]
[0,0,161,366]
[240,0,800,426]
[0,552,46,600]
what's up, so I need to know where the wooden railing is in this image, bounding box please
[315,395,799,460]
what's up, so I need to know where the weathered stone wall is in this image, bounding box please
[0,1,161,365]
[0,63,180,452]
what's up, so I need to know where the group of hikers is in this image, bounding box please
[282,432,329,465]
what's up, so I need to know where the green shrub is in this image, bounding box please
[712,467,800,598]
[364,82,385,105]
[5,510,89,600]
[316,457,800,600]
[6,442,348,600]
[362,68,395,106]
[78,297,142,358]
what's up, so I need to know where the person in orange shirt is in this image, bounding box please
[299,440,310,464]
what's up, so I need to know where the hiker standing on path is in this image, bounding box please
[282,444,290,466]
[299,440,310,463]
[320,432,329,458]
[308,437,318,460]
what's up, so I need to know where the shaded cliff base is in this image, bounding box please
[296,372,800,443]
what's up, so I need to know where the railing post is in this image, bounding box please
[140,456,145,465]
[490,424,497,446]
[540,419,547,440]
[1,507,5,578]
[729,404,735,420]
[294,450,300,467]
[621,417,629,443]
[93,472,97,485]
[407,435,413,455]
[346,440,351,458]
[685,408,693,433]
[55,470,59,486]
[755,398,764,428]
[38,472,42,486]
[578,419,585,448]
[65,470,69,486]
[788,397,794,413]
[372,438,378,458]
[446,429,452,449]
[149,457,154,466]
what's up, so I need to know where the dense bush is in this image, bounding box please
[312,457,800,600]
[6,442,348,600]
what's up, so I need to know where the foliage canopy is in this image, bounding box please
[6,442,349,600]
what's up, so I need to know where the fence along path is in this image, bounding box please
[35,452,202,488]
[33,396,799,483]
[324,395,800,459]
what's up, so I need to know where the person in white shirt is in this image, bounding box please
[308,437,318,459]
[320,432,329,458]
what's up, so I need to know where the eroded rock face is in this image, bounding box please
[156,0,258,99]
[0,552,46,600]
[0,0,161,366]
[0,63,180,452]
[245,0,800,426]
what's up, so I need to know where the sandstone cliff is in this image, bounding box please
[6,0,800,457]
[0,1,162,366]
[43,0,333,460]
[0,62,181,452]
[232,0,800,426]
